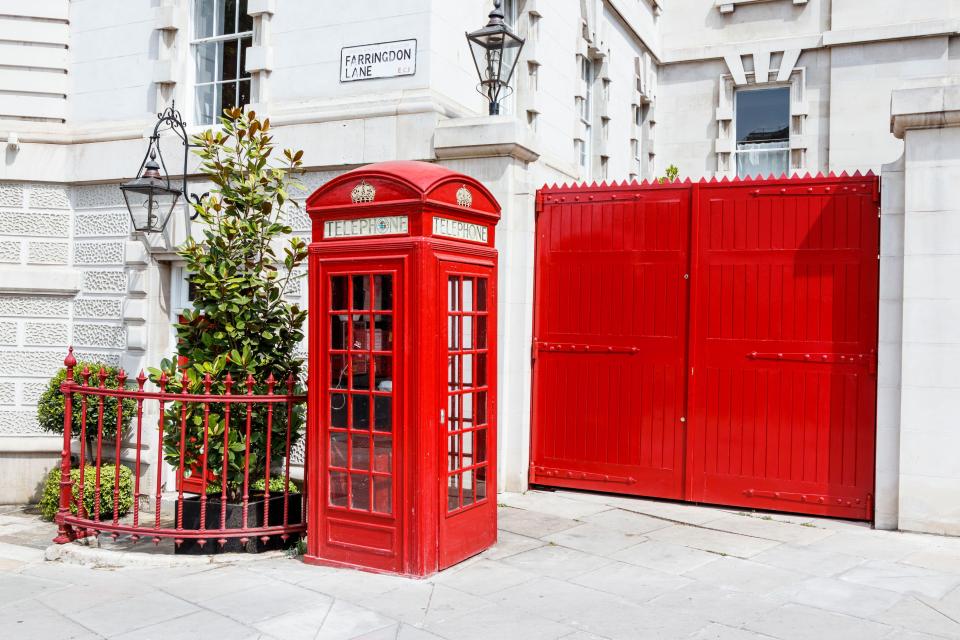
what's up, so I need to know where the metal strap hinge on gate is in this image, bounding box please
[535,341,640,355]
[746,352,875,367]
[532,466,637,485]
[743,489,863,508]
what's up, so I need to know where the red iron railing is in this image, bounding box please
[53,347,307,549]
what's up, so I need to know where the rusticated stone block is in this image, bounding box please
[74,323,126,349]
[75,212,129,237]
[82,270,126,293]
[74,298,122,320]
[27,242,69,265]
[74,241,124,265]
[0,295,69,317]
[0,240,20,263]
[0,211,69,237]
[27,185,70,209]
[24,322,68,346]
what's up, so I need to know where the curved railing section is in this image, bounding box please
[53,348,307,551]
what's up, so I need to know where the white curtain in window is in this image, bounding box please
[736,141,789,178]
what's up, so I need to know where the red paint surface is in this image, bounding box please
[305,161,500,577]
[532,174,879,520]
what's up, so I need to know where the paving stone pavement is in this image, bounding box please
[2,491,960,639]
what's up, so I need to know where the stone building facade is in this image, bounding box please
[0,0,958,534]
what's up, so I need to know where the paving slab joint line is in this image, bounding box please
[612,504,815,543]
[44,541,289,569]
[914,594,960,627]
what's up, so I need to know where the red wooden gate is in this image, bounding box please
[531,173,879,520]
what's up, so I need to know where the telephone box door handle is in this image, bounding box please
[440,409,445,425]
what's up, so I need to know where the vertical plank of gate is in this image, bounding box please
[862,182,881,515]
[684,182,701,501]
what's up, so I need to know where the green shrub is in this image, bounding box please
[37,464,135,521]
[37,362,136,441]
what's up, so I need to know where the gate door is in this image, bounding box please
[532,174,879,521]
[686,180,878,520]
[531,186,691,499]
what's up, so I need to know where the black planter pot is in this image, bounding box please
[175,491,303,554]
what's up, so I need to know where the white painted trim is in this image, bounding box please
[0,266,80,296]
[0,436,62,453]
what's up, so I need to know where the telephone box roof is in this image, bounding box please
[306,160,500,218]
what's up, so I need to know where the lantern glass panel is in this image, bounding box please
[121,185,180,233]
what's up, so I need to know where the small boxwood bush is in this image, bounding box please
[37,362,136,442]
[37,464,135,522]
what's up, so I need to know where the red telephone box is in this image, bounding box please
[303,161,500,577]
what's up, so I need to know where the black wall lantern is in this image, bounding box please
[120,101,204,234]
[466,0,525,115]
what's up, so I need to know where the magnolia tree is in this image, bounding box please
[149,108,308,501]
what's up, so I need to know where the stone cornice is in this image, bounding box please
[891,83,960,139]
[433,116,540,163]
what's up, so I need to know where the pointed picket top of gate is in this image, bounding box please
[720,175,730,183]
[802,172,812,179]
[683,177,693,184]
[865,169,876,176]
[838,170,849,177]
[827,171,837,178]
[852,169,863,177]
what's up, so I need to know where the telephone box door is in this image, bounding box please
[317,262,403,573]
[438,260,497,569]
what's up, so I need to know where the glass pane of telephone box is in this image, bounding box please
[373,275,392,310]
[373,436,392,472]
[447,474,460,511]
[352,394,370,430]
[462,279,474,312]
[351,473,371,510]
[374,396,392,432]
[477,279,488,311]
[351,434,370,470]
[373,476,392,514]
[448,277,459,311]
[374,315,392,350]
[330,276,348,310]
[331,315,348,350]
[352,275,371,310]
[330,394,348,428]
[330,432,348,467]
[329,471,348,507]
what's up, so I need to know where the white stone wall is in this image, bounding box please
[886,82,960,535]
[0,182,134,502]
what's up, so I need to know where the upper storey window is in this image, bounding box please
[193,0,253,125]
[735,86,789,178]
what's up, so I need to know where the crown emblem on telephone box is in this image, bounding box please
[351,180,376,203]
[456,185,473,208]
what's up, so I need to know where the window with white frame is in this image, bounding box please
[193,0,253,125]
[734,86,790,178]
[576,56,594,175]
